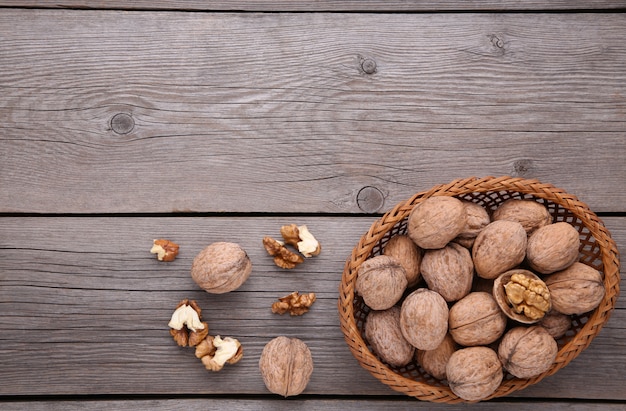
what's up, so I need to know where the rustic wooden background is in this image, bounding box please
[1,2,625,410]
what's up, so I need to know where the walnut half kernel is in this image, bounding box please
[196,335,244,372]
[493,269,551,324]
[271,291,316,316]
[151,238,180,262]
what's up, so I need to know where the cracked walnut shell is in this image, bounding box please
[259,336,314,397]
[493,269,551,324]
[191,242,252,293]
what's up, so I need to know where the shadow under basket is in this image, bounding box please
[338,176,621,403]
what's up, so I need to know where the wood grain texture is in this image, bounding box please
[1,399,625,411]
[0,216,623,399]
[1,1,625,11]
[2,10,625,214]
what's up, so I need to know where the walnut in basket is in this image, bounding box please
[356,255,408,310]
[498,325,558,379]
[400,288,449,350]
[526,222,580,274]
[420,242,473,302]
[446,346,503,401]
[365,306,415,367]
[472,220,527,280]
[407,196,466,249]
[492,199,552,235]
[544,262,605,315]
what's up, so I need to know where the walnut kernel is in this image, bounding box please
[263,236,304,269]
[271,291,316,316]
[151,238,179,262]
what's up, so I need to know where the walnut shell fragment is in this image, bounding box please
[446,346,503,401]
[498,326,558,379]
[191,242,252,293]
[365,306,415,367]
[259,336,314,397]
[493,269,551,324]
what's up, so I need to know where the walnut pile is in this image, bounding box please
[358,196,605,401]
[168,299,243,372]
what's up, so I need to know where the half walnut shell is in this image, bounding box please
[493,269,551,324]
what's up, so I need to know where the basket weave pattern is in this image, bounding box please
[338,176,620,403]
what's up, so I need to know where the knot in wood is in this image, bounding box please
[110,113,134,135]
[361,58,377,75]
[357,186,384,213]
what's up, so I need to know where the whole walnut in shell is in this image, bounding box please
[383,235,422,287]
[400,288,449,350]
[365,306,415,367]
[448,292,507,346]
[191,242,252,293]
[416,333,457,380]
[498,326,558,379]
[526,222,580,274]
[420,242,473,302]
[356,255,408,310]
[259,336,313,397]
[540,311,572,339]
[544,262,605,315]
[446,346,503,401]
[453,201,490,248]
[472,220,527,279]
[407,196,466,249]
[492,199,552,235]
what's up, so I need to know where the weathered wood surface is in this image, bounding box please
[0,217,624,402]
[1,1,625,11]
[2,10,625,214]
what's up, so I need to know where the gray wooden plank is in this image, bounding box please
[1,10,625,214]
[0,1,624,11]
[1,398,624,411]
[0,216,623,399]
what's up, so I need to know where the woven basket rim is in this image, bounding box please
[338,175,621,403]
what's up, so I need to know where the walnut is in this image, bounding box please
[400,288,449,350]
[539,311,572,339]
[526,222,580,274]
[407,196,466,249]
[448,292,507,347]
[168,299,209,347]
[544,262,605,315]
[493,269,551,324]
[263,236,304,269]
[420,242,473,302]
[383,234,422,287]
[280,224,321,257]
[498,325,558,379]
[365,306,415,367]
[446,346,503,401]
[150,238,179,262]
[271,291,316,316]
[472,220,527,279]
[197,335,243,372]
[453,201,490,248]
[416,333,457,380]
[356,255,408,310]
[492,199,552,235]
[259,336,314,397]
[191,242,252,293]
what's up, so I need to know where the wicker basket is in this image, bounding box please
[338,176,620,403]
